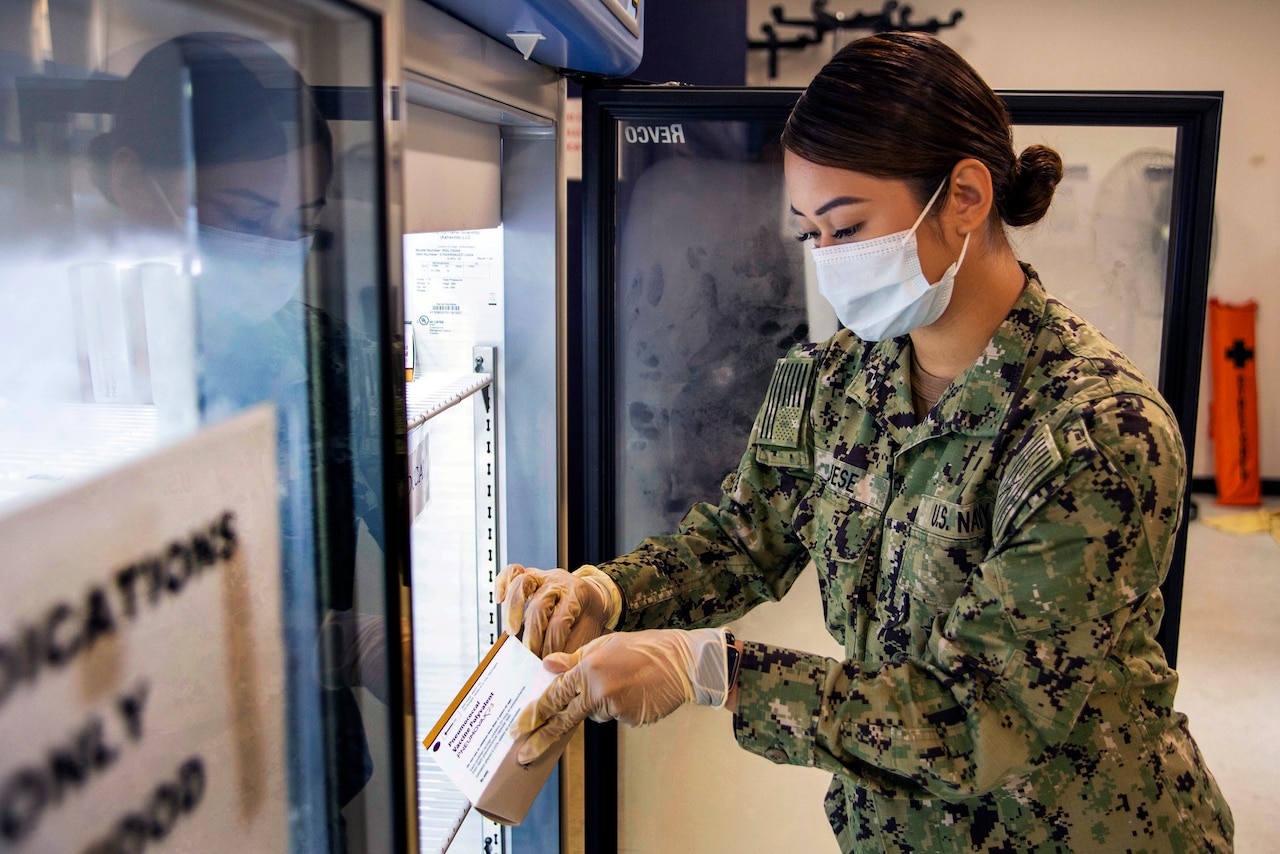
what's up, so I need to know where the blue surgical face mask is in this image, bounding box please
[196,223,312,323]
[810,179,969,341]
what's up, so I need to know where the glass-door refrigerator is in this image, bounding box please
[573,85,1221,853]
[0,1,409,852]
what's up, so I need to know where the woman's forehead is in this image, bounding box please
[196,141,329,206]
[784,156,909,214]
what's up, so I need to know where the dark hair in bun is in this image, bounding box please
[1003,144,1064,226]
[783,32,1062,228]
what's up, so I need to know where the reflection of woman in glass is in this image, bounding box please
[90,33,381,849]
[90,33,333,414]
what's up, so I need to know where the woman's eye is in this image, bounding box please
[794,226,859,243]
[229,213,271,235]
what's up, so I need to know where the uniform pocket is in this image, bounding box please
[797,482,881,561]
[796,479,883,644]
[897,528,984,612]
[875,523,984,661]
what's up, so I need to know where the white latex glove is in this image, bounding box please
[511,627,729,764]
[496,563,622,656]
[316,610,410,705]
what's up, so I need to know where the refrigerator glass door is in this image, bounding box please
[1008,124,1179,384]
[1002,91,1223,663]
[0,3,404,851]
[611,115,814,549]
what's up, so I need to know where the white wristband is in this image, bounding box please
[684,627,731,709]
[572,564,624,630]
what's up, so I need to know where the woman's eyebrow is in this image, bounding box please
[216,188,278,208]
[789,195,867,218]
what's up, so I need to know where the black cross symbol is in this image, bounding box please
[1225,339,1254,369]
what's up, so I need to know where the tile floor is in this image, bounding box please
[1176,493,1280,854]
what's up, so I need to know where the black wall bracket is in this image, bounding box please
[748,1,964,79]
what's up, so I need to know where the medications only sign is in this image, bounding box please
[0,407,286,853]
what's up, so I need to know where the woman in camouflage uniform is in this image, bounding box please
[503,33,1233,853]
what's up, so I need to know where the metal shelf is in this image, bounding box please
[408,358,501,854]
[406,373,493,431]
[0,403,158,506]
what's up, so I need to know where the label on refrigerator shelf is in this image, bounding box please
[423,634,576,825]
[404,226,504,373]
[0,406,287,852]
[408,421,430,521]
[405,320,416,382]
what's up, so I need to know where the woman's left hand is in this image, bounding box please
[512,628,729,764]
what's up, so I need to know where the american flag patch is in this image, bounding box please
[1003,424,1063,500]
[994,423,1064,536]
[755,356,814,448]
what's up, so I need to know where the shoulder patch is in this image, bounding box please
[1004,424,1063,497]
[994,423,1064,538]
[753,354,815,449]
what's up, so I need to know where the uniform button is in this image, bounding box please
[764,747,788,764]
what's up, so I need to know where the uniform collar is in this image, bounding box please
[847,264,1046,446]
[846,334,917,446]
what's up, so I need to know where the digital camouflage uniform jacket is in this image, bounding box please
[598,269,1233,853]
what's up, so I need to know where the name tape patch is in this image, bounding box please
[917,494,993,541]
[814,450,889,511]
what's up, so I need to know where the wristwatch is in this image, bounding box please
[723,629,742,692]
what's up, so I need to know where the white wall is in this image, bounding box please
[617,568,843,854]
[747,0,1279,483]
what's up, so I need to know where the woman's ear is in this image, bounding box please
[109,147,178,226]
[944,158,995,236]
[109,147,146,213]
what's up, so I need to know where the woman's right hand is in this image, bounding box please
[496,564,620,657]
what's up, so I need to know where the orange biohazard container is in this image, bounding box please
[1207,298,1261,505]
